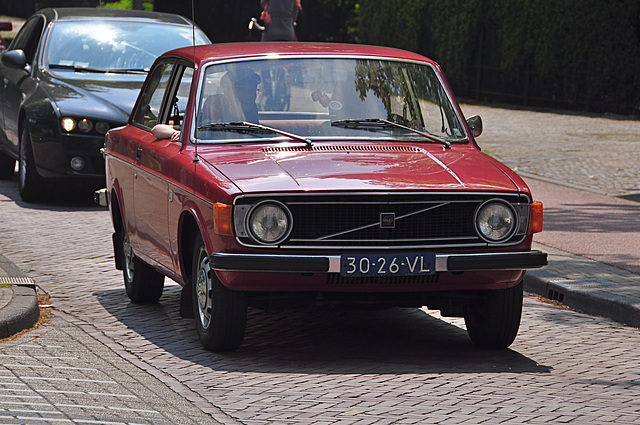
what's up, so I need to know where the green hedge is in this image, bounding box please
[356,0,640,114]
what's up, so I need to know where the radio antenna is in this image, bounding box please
[191,0,199,163]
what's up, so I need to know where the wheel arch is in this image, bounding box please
[108,183,126,270]
[178,210,201,284]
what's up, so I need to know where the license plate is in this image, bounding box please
[340,253,436,277]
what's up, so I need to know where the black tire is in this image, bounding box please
[192,234,247,352]
[120,230,164,304]
[464,280,523,349]
[18,122,48,202]
[0,150,15,180]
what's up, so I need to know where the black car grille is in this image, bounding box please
[236,193,529,249]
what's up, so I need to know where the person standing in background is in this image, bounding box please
[260,0,302,41]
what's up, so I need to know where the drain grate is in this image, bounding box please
[0,276,36,286]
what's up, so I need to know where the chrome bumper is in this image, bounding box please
[209,250,547,273]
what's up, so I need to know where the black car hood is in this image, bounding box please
[41,72,147,123]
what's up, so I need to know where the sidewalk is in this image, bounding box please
[527,243,640,327]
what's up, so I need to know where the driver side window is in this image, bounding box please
[132,61,175,129]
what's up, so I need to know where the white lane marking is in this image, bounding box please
[0,394,43,399]
[0,355,78,360]
[3,364,98,371]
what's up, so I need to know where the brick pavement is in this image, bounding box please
[0,311,225,424]
[0,178,639,424]
[460,103,640,198]
[1,103,640,423]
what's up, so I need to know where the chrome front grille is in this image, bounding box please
[235,193,530,249]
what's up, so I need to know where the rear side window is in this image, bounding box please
[10,16,45,65]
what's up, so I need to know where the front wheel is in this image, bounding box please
[464,280,523,349]
[192,234,247,352]
[120,231,164,304]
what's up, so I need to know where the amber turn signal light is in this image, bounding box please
[213,203,234,236]
[528,201,543,234]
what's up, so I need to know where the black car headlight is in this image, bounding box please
[61,117,112,135]
[475,200,517,243]
[247,201,292,244]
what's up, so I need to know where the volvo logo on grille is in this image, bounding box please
[380,212,396,229]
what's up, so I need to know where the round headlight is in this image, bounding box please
[95,121,110,134]
[78,118,93,133]
[248,201,291,244]
[475,200,516,242]
[61,117,76,132]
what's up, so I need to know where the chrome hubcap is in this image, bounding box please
[19,142,26,188]
[123,234,135,282]
[196,253,212,330]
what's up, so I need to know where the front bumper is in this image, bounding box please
[209,250,547,273]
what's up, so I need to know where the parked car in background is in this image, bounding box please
[98,42,547,352]
[0,21,11,51]
[0,8,210,202]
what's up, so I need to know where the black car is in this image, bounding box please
[0,8,210,201]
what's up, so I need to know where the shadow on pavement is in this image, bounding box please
[0,175,101,211]
[95,285,551,375]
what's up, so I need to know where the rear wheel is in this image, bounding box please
[119,230,164,304]
[464,280,523,349]
[18,122,48,202]
[0,151,15,179]
[192,234,247,352]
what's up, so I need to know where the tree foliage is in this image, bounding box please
[4,0,636,113]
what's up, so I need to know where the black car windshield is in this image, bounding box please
[195,58,467,144]
[45,21,208,74]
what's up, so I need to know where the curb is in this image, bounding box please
[525,243,640,328]
[0,284,40,339]
[0,252,40,339]
[524,274,640,328]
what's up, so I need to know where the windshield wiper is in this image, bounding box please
[49,64,148,74]
[197,121,313,146]
[331,118,451,149]
[107,68,149,74]
[48,64,109,74]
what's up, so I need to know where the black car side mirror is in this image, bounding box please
[466,114,483,138]
[2,49,29,72]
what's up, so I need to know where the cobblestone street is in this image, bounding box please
[460,104,640,197]
[1,104,640,424]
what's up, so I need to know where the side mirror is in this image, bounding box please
[1,49,28,71]
[466,115,483,138]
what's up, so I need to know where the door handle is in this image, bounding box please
[136,148,142,162]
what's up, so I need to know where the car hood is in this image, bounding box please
[41,73,146,123]
[201,143,522,194]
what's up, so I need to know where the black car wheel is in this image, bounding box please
[464,280,523,349]
[18,122,48,202]
[0,150,15,179]
[192,233,247,352]
[120,231,164,304]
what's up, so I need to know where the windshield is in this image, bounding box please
[195,58,467,144]
[45,21,208,73]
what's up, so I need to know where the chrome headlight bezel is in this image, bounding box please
[474,199,518,243]
[245,200,292,245]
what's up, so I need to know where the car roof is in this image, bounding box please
[164,42,438,67]
[38,7,193,26]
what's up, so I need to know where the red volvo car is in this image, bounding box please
[98,42,546,352]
